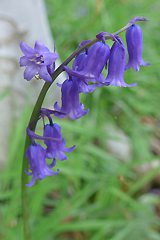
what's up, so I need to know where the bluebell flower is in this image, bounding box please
[64,42,110,83]
[63,42,109,94]
[125,24,149,71]
[25,143,59,187]
[105,38,137,87]
[19,41,58,82]
[69,52,95,93]
[54,77,89,119]
[43,123,76,160]
[25,121,75,186]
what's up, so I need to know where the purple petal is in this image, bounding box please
[41,107,66,118]
[19,56,30,66]
[24,65,38,80]
[72,52,88,71]
[34,41,50,52]
[38,66,52,82]
[64,66,95,80]
[43,52,59,65]
[46,151,56,159]
[64,145,76,152]
[77,79,100,93]
[26,178,36,187]
[68,104,89,120]
[109,79,137,87]
[57,152,67,161]
[20,41,35,56]
[54,102,62,111]
[27,128,62,142]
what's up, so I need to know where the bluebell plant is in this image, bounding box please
[20,17,148,189]
[20,16,149,240]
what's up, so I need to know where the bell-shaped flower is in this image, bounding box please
[54,77,89,119]
[43,123,76,160]
[125,24,149,71]
[105,38,137,87]
[19,41,58,82]
[64,42,110,83]
[65,51,101,93]
[25,143,59,187]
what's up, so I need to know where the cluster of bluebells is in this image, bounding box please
[25,119,75,187]
[20,17,149,186]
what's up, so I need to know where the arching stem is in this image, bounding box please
[21,17,146,240]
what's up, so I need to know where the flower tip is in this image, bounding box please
[129,16,148,24]
[96,32,108,41]
[145,62,151,67]
[78,40,91,48]
[19,41,24,47]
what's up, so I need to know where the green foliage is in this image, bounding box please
[0,0,160,239]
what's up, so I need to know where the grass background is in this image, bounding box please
[0,0,160,239]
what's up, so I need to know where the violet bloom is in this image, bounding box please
[105,39,137,87]
[64,48,103,94]
[65,42,110,83]
[54,77,89,119]
[19,41,58,82]
[44,123,75,160]
[25,143,59,187]
[125,24,149,71]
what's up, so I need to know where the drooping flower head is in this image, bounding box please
[105,37,137,87]
[25,120,75,187]
[71,52,97,93]
[125,24,149,71]
[25,143,59,187]
[54,77,89,119]
[43,123,76,160]
[19,41,58,82]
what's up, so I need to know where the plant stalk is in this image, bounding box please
[21,17,146,240]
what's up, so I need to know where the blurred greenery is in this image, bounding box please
[0,0,160,239]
